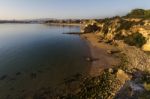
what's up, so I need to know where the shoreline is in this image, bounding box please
[45,23,81,26]
[80,33,121,76]
[44,31,150,98]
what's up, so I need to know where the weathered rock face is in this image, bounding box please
[120,44,150,72]
[82,18,150,51]
[129,49,150,71]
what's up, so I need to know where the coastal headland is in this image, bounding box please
[1,9,150,99]
[54,9,150,99]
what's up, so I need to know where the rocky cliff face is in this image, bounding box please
[82,18,150,51]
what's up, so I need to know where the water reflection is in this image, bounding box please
[0,24,90,98]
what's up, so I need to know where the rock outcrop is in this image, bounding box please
[81,17,150,51]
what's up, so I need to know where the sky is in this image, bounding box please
[0,0,150,20]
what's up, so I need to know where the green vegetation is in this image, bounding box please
[117,20,134,31]
[124,32,146,48]
[102,20,111,35]
[125,9,150,19]
[117,19,144,31]
[84,23,100,33]
[120,21,133,30]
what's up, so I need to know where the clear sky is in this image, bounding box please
[0,0,150,20]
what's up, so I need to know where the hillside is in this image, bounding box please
[125,9,150,19]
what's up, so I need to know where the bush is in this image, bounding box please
[101,20,112,35]
[117,20,136,31]
[84,23,100,33]
[124,32,146,48]
[125,9,150,19]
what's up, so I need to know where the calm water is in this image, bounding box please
[0,24,90,98]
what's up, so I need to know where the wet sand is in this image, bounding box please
[81,33,121,76]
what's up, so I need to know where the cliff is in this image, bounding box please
[81,17,150,51]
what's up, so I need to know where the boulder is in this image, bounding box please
[116,69,130,83]
[142,40,150,51]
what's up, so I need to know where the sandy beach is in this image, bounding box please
[81,33,121,76]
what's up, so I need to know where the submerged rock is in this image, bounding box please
[0,75,7,80]
[37,70,43,73]
[116,69,130,83]
[16,72,21,76]
[85,57,99,62]
[30,73,37,79]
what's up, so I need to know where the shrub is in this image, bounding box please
[114,32,125,40]
[84,23,100,33]
[125,9,150,19]
[117,20,134,31]
[101,20,112,35]
[124,32,146,48]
